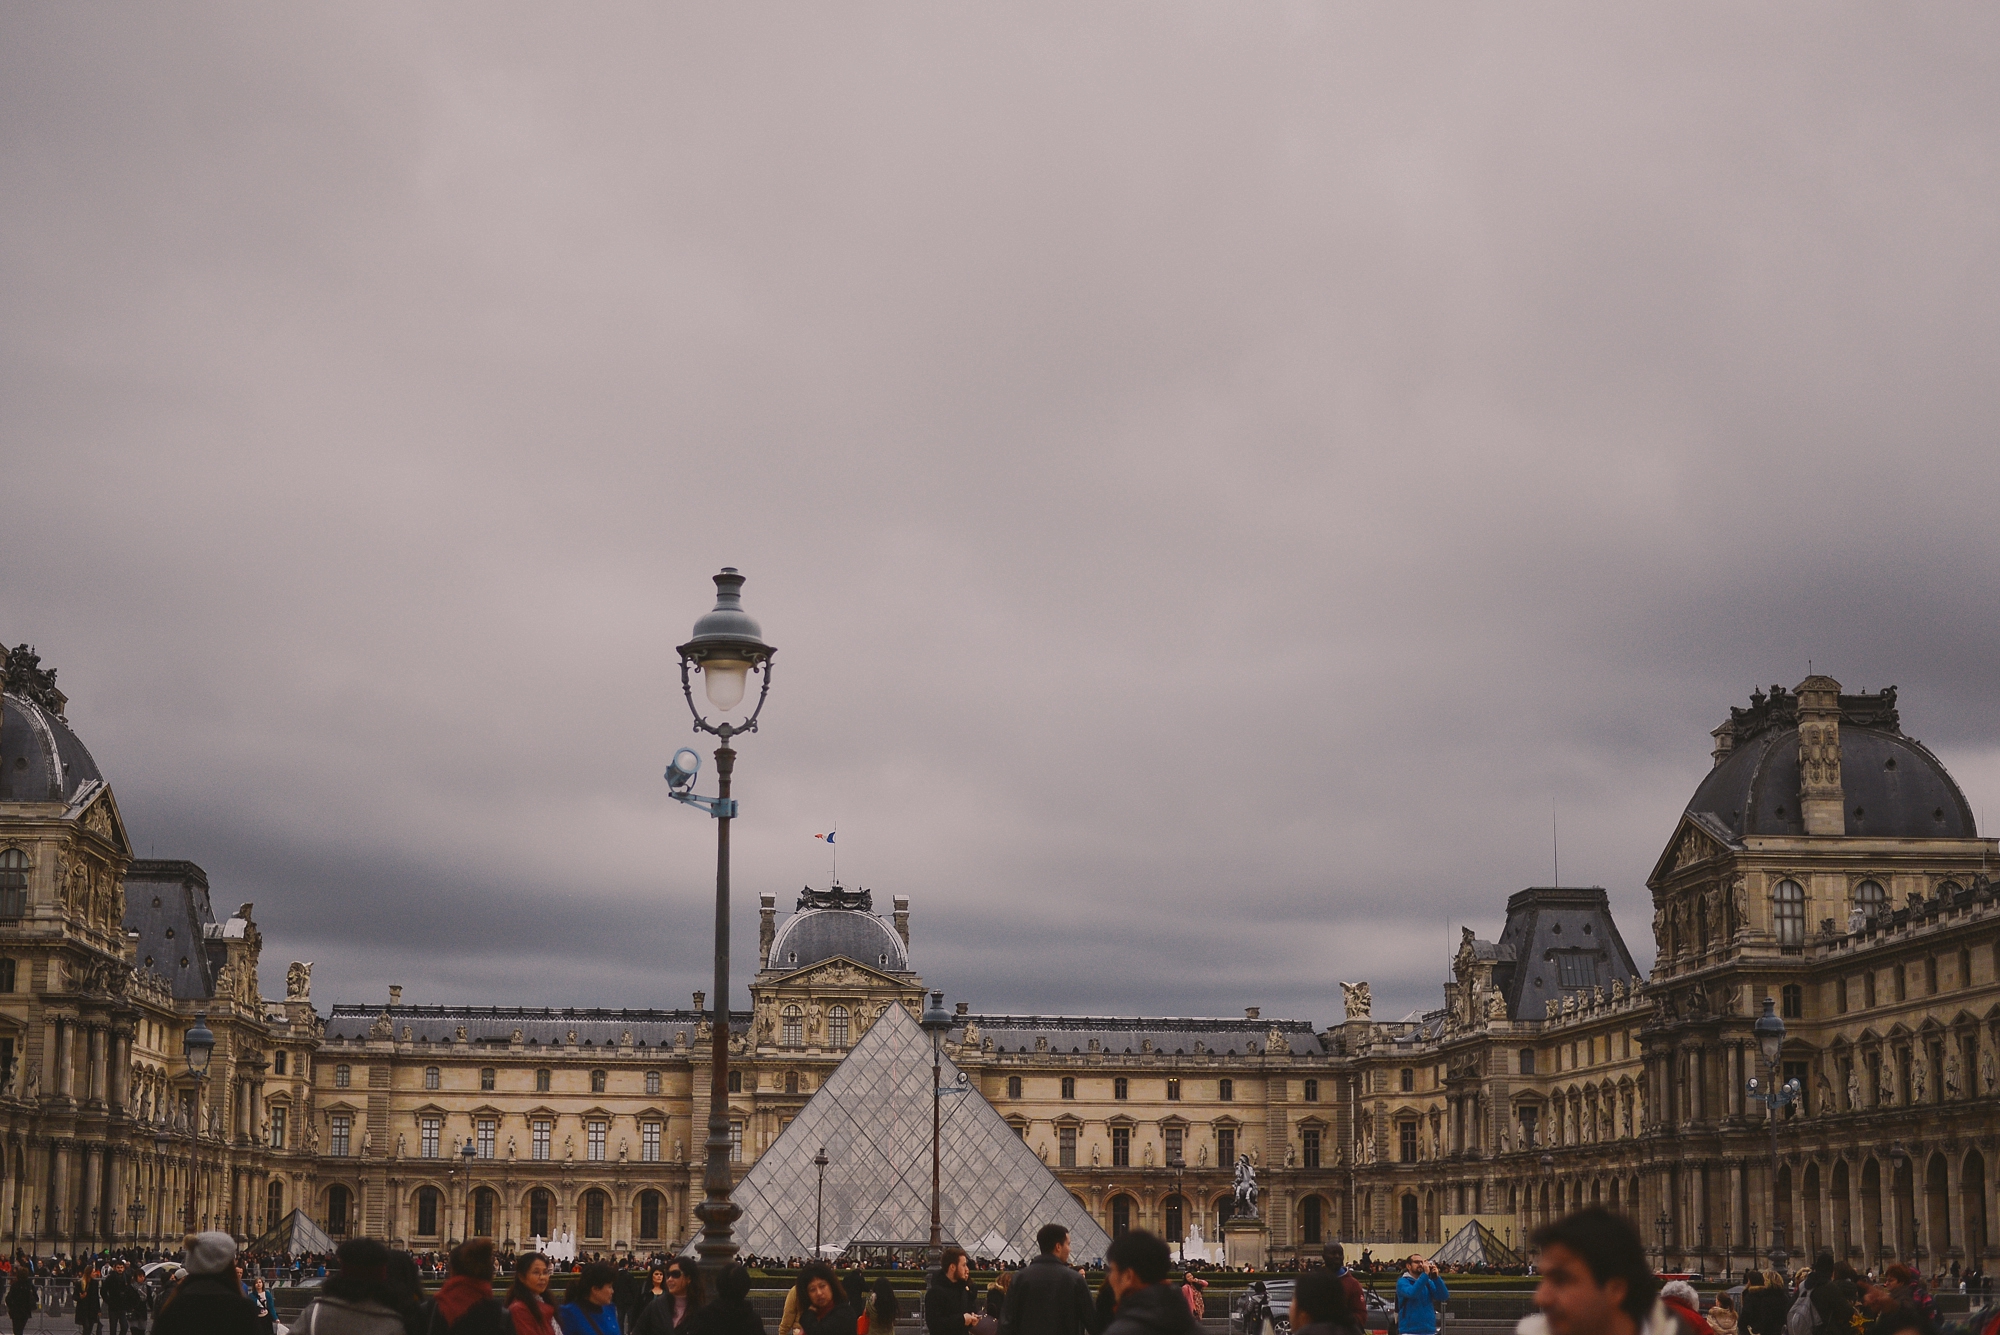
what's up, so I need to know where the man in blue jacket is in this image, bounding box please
[1396,1254,1449,1335]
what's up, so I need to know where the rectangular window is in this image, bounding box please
[1165,1126,1184,1165]
[335,1065,351,1089]
[1925,957,1939,995]
[1865,971,1877,1008]
[1166,1079,1180,1101]
[269,1106,287,1150]
[421,1116,440,1159]
[1217,1127,1235,1166]
[1060,1077,1075,1100]
[274,1051,287,1075]
[1960,949,1974,990]
[1895,964,1907,1001]
[1399,1068,1414,1092]
[729,1121,743,1162]
[331,1114,351,1157]
[1114,1077,1128,1100]
[1837,978,1849,1014]
[1111,1126,1130,1167]
[646,1071,662,1095]
[481,1068,496,1091]
[1303,1078,1319,1102]
[1556,953,1598,988]
[642,1122,661,1163]
[1519,1049,1536,1075]
[1302,1127,1321,1168]
[1059,1125,1077,1168]
[535,1068,551,1093]
[588,1120,607,1162]
[424,1066,440,1090]
[1782,984,1803,1019]
[1784,1060,1810,1114]
[1219,1078,1234,1101]
[532,1120,551,1161]
[477,1118,495,1159]
[1399,1121,1418,1163]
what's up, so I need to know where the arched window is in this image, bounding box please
[1300,1195,1325,1245]
[0,849,26,918]
[590,1070,607,1094]
[638,1190,664,1240]
[583,1189,609,1240]
[1060,1077,1075,1100]
[415,1186,441,1237]
[266,1180,284,1228]
[335,1064,351,1088]
[782,1006,803,1048]
[785,1071,799,1095]
[1007,1076,1022,1099]
[1782,984,1804,1019]
[473,1187,496,1237]
[327,1184,352,1236]
[1110,1194,1134,1237]
[645,1071,661,1095]
[1856,879,1886,921]
[830,1006,850,1047]
[0,960,14,993]
[1303,1078,1319,1103]
[1773,879,1806,946]
[425,1066,440,1090]
[1114,1077,1128,1100]
[529,1189,552,1238]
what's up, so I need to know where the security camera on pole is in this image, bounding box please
[667,567,776,1276]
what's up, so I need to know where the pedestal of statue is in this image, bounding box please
[1223,1216,1269,1269]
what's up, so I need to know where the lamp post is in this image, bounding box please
[1171,1155,1187,1266]
[1656,1211,1670,1269]
[461,1137,479,1239]
[921,990,954,1264]
[1746,998,1801,1274]
[177,1013,215,1235]
[671,568,776,1276]
[814,1147,829,1256]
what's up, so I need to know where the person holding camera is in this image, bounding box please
[1395,1256,1448,1335]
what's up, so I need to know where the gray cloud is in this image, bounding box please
[5,3,2000,1026]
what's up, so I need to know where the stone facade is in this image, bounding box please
[7,653,2000,1270]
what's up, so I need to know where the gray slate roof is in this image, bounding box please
[955,1013,1327,1057]
[1689,722,1974,840]
[0,689,103,804]
[766,906,910,974]
[323,1004,747,1047]
[123,859,220,1001]
[1491,886,1642,1022]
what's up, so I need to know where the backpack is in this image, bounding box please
[1785,1290,1819,1335]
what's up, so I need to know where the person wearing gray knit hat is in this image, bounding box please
[155,1231,258,1335]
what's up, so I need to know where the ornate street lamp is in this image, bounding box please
[814,1147,830,1256]
[921,991,954,1264]
[1171,1155,1187,1266]
[1656,1210,1670,1267]
[461,1137,479,1240]
[670,568,775,1275]
[158,1011,217,1238]
[1746,997,1801,1272]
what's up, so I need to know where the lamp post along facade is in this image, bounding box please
[671,568,775,1275]
[1746,996,1801,1272]
[921,990,952,1262]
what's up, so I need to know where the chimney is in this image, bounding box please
[1796,674,1845,836]
[692,990,705,1014]
[758,893,776,968]
[1245,1006,1260,1020]
[1710,721,1735,769]
[389,985,402,1008]
[893,895,910,950]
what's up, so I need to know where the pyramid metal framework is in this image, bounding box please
[1428,1218,1525,1270]
[724,1001,1111,1263]
[248,1207,339,1257]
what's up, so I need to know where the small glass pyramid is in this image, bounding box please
[1427,1218,1525,1270]
[727,1000,1111,1263]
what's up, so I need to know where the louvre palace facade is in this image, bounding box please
[6,649,2000,1273]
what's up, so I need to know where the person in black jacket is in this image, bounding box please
[154,1233,260,1335]
[1099,1233,1196,1335]
[692,1265,767,1335]
[796,1264,859,1335]
[1001,1226,1094,1335]
[5,1269,38,1335]
[926,1250,979,1335]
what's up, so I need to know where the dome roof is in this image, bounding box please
[1,647,104,804]
[1689,686,1974,839]
[767,906,909,974]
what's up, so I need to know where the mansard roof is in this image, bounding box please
[954,1013,1326,1057]
[322,1004,746,1046]
[124,859,221,1000]
[1492,886,1643,1023]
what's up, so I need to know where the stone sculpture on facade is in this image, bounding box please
[1231,1153,1259,1219]
[1340,981,1371,1021]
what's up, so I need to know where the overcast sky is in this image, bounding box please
[5,4,2000,1028]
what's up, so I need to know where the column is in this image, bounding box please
[55,1019,74,1100]
[1694,1045,1708,1123]
[108,1030,129,1114]
[86,1026,106,1106]
[80,1144,102,1241]
[1692,1163,1708,1251]
[50,1141,70,1240]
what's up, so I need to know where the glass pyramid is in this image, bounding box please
[1428,1219,1525,1270]
[726,1000,1111,1264]
[248,1208,338,1257]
